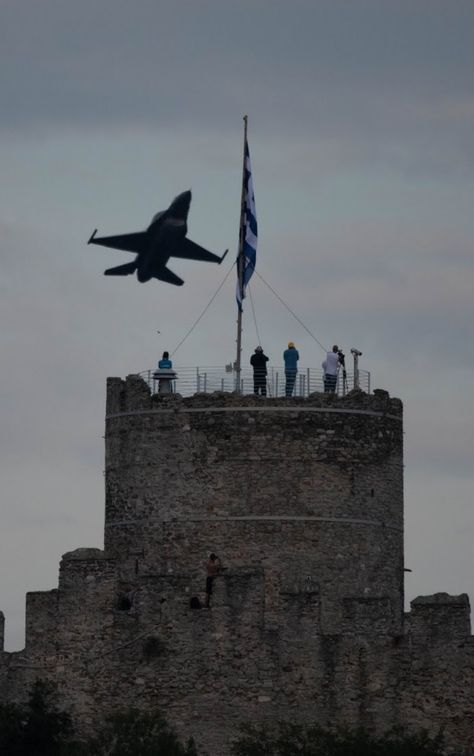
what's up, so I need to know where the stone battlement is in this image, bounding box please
[106,374,401,416]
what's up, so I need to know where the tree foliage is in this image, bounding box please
[231,722,449,756]
[0,679,78,755]
[89,708,198,756]
[1,684,468,756]
[0,683,196,756]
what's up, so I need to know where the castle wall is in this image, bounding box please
[402,594,474,753]
[0,378,473,755]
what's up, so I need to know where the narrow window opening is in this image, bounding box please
[117,595,132,611]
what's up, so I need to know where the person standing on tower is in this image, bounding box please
[322,345,342,393]
[158,351,172,369]
[283,342,299,397]
[250,346,269,396]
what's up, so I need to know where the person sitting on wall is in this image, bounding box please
[283,341,299,397]
[205,553,222,608]
[322,344,342,393]
[158,351,172,369]
[250,346,269,396]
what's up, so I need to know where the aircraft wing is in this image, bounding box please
[88,230,146,253]
[171,237,227,264]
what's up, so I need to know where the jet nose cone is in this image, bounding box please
[171,190,192,219]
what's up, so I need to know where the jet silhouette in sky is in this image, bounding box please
[88,190,228,285]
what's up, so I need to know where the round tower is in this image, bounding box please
[104,375,404,634]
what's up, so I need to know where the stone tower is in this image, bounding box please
[0,376,473,755]
[105,377,404,636]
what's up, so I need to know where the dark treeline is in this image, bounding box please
[0,681,468,756]
[0,681,196,756]
[230,721,464,756]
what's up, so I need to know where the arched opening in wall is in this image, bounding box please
[116,584,138,611]
[117,595,132,611]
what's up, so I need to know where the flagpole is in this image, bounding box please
[235,114,248,393]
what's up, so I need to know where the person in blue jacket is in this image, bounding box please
[283,341,299,397]
[158,351,172,369]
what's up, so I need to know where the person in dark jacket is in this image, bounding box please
[250,346,269,396]
[283,341,299,397]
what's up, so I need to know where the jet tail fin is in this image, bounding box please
[104,261,137,276]
[155,267,184,286]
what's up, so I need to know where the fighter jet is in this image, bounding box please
[88,190,228,286]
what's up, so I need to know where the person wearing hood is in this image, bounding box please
[250,346,269,396]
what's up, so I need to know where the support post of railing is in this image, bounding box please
[221,378,224,392]
[307,368,310,396]
[204,373,207,393]
[197,368,201,393]
[275,372,279,397]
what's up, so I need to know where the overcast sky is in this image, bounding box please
[1,0,473,650]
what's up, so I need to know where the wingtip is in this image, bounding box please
[87,229,98,245]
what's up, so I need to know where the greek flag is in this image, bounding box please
[236,138,257,310]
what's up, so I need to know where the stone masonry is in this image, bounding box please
[0,375,473,754]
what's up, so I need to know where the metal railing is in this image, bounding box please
[138,366,370,398]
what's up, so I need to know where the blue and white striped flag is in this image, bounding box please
[236,139,257,310]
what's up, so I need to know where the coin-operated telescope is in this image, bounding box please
[350,348,363,389]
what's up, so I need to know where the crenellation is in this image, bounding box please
[25,590,58,654]
[410,593,471,643]
[124,374,154,411]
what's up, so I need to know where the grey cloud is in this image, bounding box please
[405,408,474,479]
[2,1,474,177]
[405,472,474,603]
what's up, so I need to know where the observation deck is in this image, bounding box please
[138,364,370,398]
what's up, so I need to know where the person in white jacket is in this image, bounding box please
[322,345,342,393]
